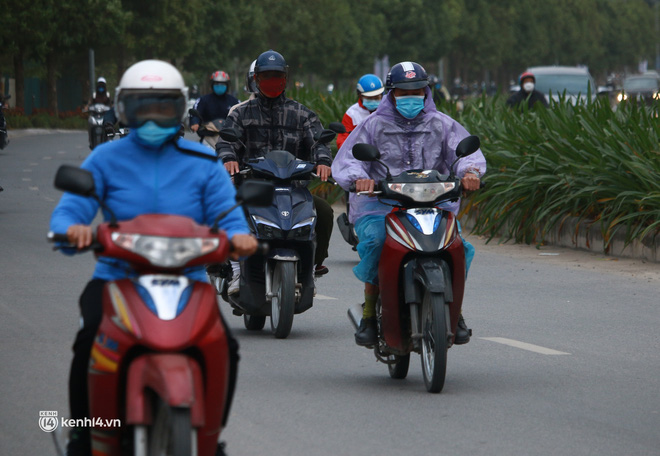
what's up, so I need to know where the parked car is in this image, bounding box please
[526,66,598,104]
[616,71,660,104]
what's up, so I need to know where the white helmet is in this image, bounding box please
[115,60,188,128]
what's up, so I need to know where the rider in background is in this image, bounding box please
[189,70,239,133]
[506,71,549,110]
[50,60,256,456]
[336,74,384,149]
[228,60,258,116]
[216,49,335,285]
[332,61,486,347]
[87,77,112,108]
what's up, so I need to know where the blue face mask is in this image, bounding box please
[213,84,228,96]
[135,121,179,147]
[362,99,380,112]
[395,95,425,119]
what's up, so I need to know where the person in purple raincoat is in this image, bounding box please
[332,61,487,347]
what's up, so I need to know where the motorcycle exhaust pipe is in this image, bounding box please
[347,304,363,331]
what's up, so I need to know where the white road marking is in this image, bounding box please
[29,186,39,191]
[315,294,337,300]
[22,177,31,181]
[480,337,570,355]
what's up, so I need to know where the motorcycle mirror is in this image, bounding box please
[352,143,380,161]
[219,127,241,143]
[455,135,481,158]
[315,129,336,145]
[188,108,202,119]
[54,165,119,227]
[210,180,275,233]
[54,165,96,197]
[236,180,275,207]
[328,122,346,134]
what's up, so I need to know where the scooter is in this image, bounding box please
[48,164,273,455]
[346,135,482,393]
[211,127,337,338]
[87,103,112,150]
[0,94,10,150]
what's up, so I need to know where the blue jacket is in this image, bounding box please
[50,132,250,281]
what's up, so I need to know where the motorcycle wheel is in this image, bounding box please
[270,261,295,339]
[244,314,266,331]
[147,401,193,456]
[420,291,448,393]
[387,353,410,379]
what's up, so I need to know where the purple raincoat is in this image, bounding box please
[332,86,486,224]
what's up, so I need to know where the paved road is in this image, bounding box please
[1,130,659,455]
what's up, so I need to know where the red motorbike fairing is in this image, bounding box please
[378,210,466,352]
[87,278,229,455]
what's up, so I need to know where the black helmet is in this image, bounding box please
[254,50,288,74]
[386,61,428,90]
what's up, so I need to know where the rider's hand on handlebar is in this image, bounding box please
[355,178,376,195]
[190,124,199,133]
[315,164,332,182]
[461,173,481,193]
[224,161,240,176]
[67,224,93,250]
[230,234,258,260]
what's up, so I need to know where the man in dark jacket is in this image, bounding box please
[189,70,239,132]
[216,49,334,279]
[507,71,549,110]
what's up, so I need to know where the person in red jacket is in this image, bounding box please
[336,74,384,149]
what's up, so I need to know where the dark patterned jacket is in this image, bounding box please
[215,92,332,167]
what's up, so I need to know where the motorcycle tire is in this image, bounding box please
[270,261,295,339]
[244,314,266,331]
[420,291,449,393]
[147,400,193,456]
[387,353,410,379]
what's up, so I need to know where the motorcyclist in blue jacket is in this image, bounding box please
[189,70,239,134]
[50,60,256,456]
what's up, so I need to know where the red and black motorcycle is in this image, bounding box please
[49,165,272,455]
[347,135,481,393]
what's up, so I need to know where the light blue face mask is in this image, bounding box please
[395,95,425,119]
[213,84,228,96]
[135,121,179,147]
[362,99,380,112]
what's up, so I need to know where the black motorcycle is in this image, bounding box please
[211,127,336,338]
[0,95,10,150]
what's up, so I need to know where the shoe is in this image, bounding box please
[355,317,377,347]
[215,441,227,456]
[227,275,239,295]
[314,264,329,276]
[66,427,90,456]
[454,314,472,345]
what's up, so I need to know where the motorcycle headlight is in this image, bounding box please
[387,182,456,202]
[111,233,219,268]
[617,92,627,102]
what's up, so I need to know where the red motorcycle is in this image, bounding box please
[49,165,272,455]
[347,135,481,393]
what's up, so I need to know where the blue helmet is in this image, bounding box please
[357,74,384,97]
[254,50,288,74]
[386,61,428,90]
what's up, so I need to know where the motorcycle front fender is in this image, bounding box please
[125,353,205,427]
[403,257,453,304]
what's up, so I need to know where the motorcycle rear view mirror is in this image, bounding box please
[352,143,380,161]
[315,129,336,145]
[210,180,275,233]
[188,108,202,119]
[219,127,241,143]
[54,165,96,197]
[328,122,346,134]
[236,180,275,207]
[455,135,480,158]
[53,165,119,227]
